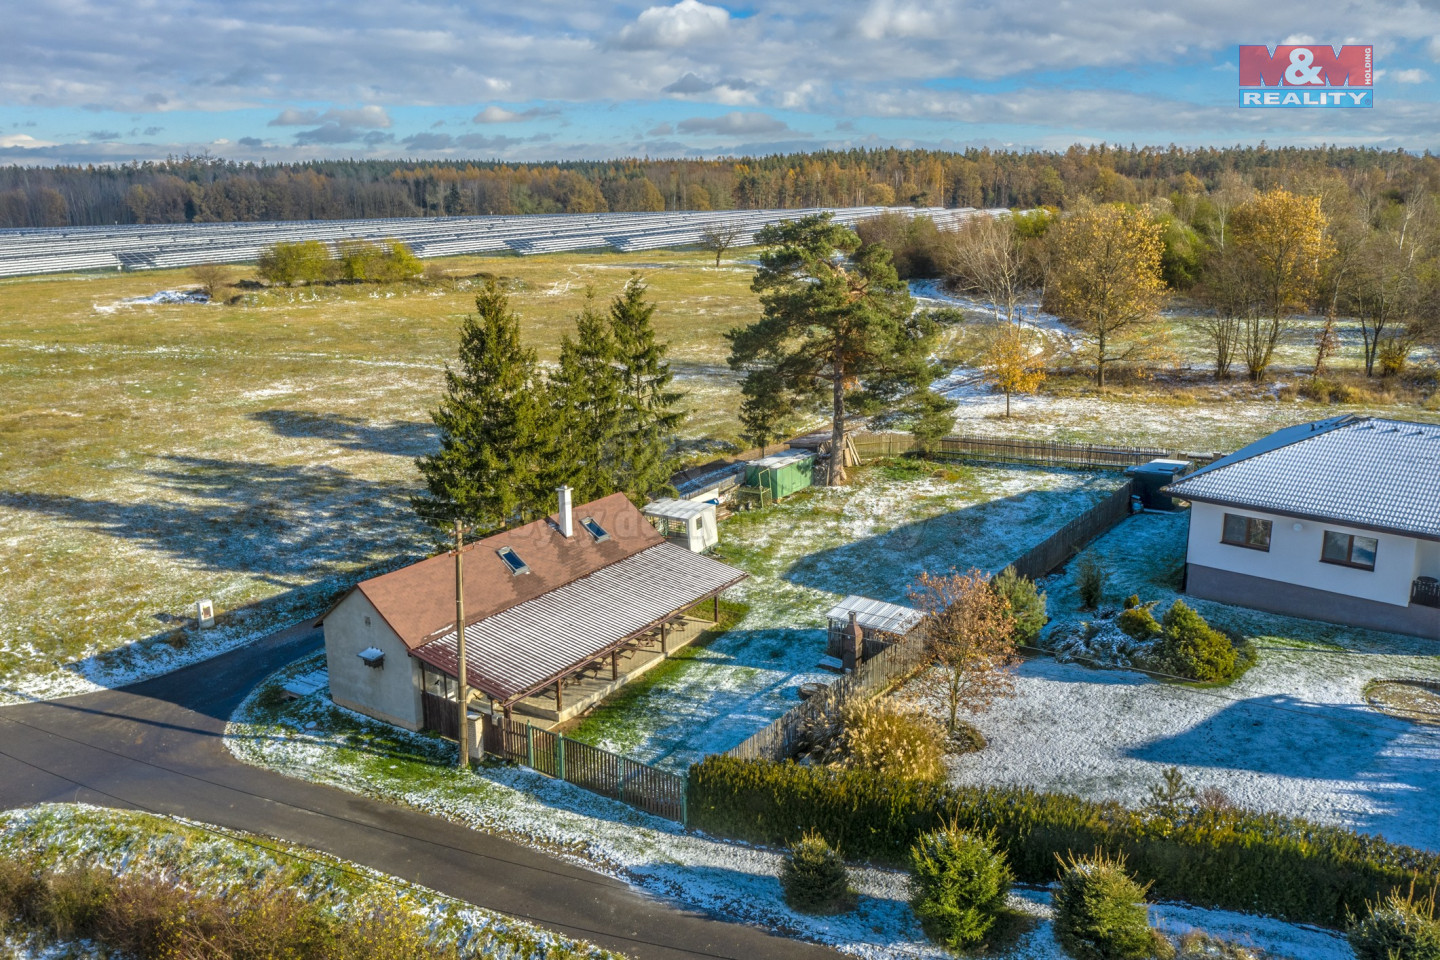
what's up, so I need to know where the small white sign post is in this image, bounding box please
[195,599,215,628]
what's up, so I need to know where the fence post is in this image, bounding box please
[681,776,689,827]
[557,735,566,781]
[526,724,534,769]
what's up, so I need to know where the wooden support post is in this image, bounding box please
[555,680,563,713]
[611,650,619,681]
[661,621,668,655]
[712,594,719,623]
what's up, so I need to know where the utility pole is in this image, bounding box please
[454,519,471,769]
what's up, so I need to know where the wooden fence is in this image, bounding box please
[1006,481,1135,581]
[483,714,688,823]
[726,628,931,763]
[846,432,1219,470]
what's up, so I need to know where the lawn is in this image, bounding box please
[939,510,1440,852]
[1,252,1432,706]
[0,250,766,703]
[560,460,1124,768]
[0,802,621,960]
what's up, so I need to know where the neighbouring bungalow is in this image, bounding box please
[1164,416,1440,640]
[321,488,748,736]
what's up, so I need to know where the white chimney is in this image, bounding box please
[558,485,574,538]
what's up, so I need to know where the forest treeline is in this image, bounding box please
[1,144,1437,228]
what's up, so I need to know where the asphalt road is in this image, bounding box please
[0,622,840,960]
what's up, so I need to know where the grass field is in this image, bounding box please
[0,251,765,702]
[562,461,1123,768]
[0,250,1434,703]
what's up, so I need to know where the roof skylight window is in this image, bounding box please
[497,546,530,575]
[580,516,610,542]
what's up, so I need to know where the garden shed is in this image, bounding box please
[643,497,719,553]
[744,452,814,501]
[824,595,925,669]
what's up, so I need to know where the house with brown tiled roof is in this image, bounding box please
[321,488,746,736]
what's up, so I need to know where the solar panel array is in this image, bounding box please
[0,206,1005,278]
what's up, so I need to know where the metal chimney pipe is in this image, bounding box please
[558,485,574,538]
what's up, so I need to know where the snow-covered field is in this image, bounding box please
[0,802,621,960]
[565,462,1123,766]
[225,657,1355,960]
[943,510,1440,851]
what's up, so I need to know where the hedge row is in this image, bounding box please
[688,755,1440,928]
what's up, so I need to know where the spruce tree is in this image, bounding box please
[547,291,624,502]
[608,275,682,499]
[413,279,553,533]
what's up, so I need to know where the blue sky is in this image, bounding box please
[2,0,1438,164]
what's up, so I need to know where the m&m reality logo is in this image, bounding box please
[1238,45,1373,108]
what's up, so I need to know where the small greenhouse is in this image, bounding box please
[643,498,719,553]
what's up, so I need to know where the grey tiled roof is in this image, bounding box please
[1165,417,1440,540]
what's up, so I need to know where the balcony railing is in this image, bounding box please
[1412,577,1440,609]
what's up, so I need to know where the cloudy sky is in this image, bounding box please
[2,0,1439,164]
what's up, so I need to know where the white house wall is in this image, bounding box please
[1186,502,1416,607]
[323,590,424,730]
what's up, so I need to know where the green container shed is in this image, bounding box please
[744,452,815,500]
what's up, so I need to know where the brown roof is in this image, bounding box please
[357,492,665,650]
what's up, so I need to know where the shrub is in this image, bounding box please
[992,566,1048,643]
[909,825,1013,949]
[1349,885,1440,960]
[832,700,945,782]
[1116,605,1162,642]
[686,755,1440,928]
[1074,555,1109,610]
[1154,601,1236,682]
[257,239,333,285]
[1053,852,1171,960]
[780,831,854,915]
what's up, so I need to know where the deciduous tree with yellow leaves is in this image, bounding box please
[1228,188,1331,382]
[980,322,1047,417]
[1042,204,1166,387]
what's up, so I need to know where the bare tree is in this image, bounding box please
[907,569,1019,735]
[699,224,742,267]
[189,263,231,301]
[942,214,1027,322]
[1208,171,1252,250]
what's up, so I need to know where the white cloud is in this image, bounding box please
[1393,68,1431,83]
[615,0,730,50]
[472,105,556,123]
[0,134,57,149]
[676,112,791,135]
[270,106,391,129]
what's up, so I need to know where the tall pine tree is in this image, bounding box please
[727,214,939,484]
[413,279,554,532]
[608,275,683,500]
[546,290,624,502]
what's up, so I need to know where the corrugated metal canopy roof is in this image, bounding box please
[412,542,746,703]
[1165,417,1440,541]
[825,595,924,635]
[642,497,715,521]
[751,452,813,469]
